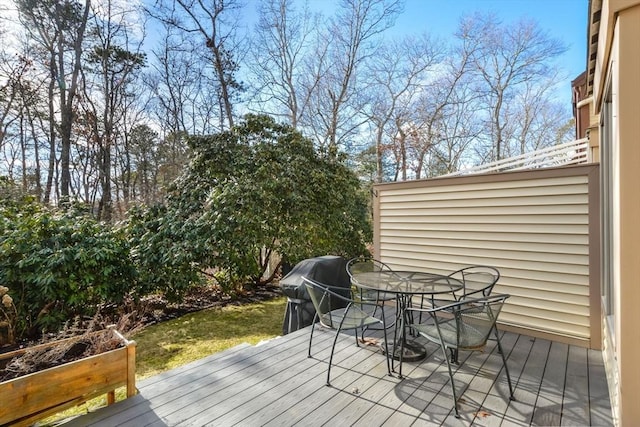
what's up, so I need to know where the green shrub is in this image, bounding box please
[124,204,204,301]
[0,194,135,338]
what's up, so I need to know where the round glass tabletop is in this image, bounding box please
[350,270,462,295]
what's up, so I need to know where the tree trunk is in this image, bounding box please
[58,0,91,204]
[44,71,56,205]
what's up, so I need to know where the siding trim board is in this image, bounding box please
[373,164,601,349]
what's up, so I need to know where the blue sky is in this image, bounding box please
[392,0,589,88]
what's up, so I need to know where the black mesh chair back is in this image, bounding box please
[346,258,393,275]
[419,265,500,322]
[346,258,397,334]
[449,265,500,300]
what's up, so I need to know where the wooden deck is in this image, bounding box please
[62,321,613,426]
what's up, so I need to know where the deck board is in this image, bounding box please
[230,335,365,425]
[531,341,569,426]
[262,335,379,426]
[202,339,366,425]
[146,330,337,426]
[560,345,591,426]
[61,319,613,427]
[467,332,520,427]
[502,337,551,425]
[587,348,613,426]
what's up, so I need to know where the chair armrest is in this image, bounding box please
[407,293,510,316]
[302,277,381,309]
[460,287,488,299]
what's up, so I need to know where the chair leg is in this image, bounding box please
[361,294,392,337]
[398,302,407,379]
[308,313,319,358]
[359,289,369,338]
[449,348,459,364]
[406,298,414,336]
[390,314,398,374]
[493,327,515,401]
[441,344,460,418]
[327,315,350,387]
[370,293,380,319]
[327,329,341,386]
[381,316,392,377]
[363,302,396,333]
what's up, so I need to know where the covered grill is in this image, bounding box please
[279,255,351,335]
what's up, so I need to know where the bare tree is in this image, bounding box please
[391,35,480,180]
[147,25,190,136]
[510,75,573,156]
[0,11,52,203]
[128,124,155,203]
[304,0,402,158]
[12,59,48,198]
[149,0,243,130]
[0,26,22,154]
[457,13,566,161]
[76,0,146,220]
[16,0,92,204]
[146,20,225,137]
[0,32,35,191]
[361,34,443,182]
[249,0,320,128]
[431,82,483,174]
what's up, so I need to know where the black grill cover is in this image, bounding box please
[280,255,350,334]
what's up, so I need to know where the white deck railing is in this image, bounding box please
[442,138,589,177]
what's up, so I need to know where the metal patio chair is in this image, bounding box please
[346,257,397,330]
[303,276,392,386]
[419,265,500,322]
[406,294,515,418]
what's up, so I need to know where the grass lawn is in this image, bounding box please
[43,296,287,424]
[135,296,287,378]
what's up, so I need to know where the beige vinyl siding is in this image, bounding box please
[374,165,599,346]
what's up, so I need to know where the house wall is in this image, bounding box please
[372,164,601,348]
[588,100,601,162]
[571,72,591,140]
[590,1,640,425]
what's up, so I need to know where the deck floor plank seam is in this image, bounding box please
[452,330,520,427]
[224,331,386,426]
[472,332,526,427]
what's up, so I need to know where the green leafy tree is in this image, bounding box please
[161,114,371,291]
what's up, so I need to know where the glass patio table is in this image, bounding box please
[350,270,463,378]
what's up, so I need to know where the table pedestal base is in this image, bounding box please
[382,339,426,362]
